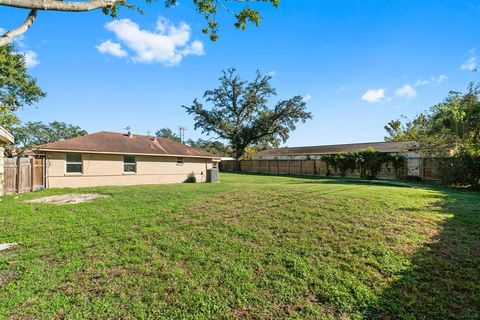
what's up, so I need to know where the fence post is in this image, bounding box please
[30,157,35,192]
[421,157,425,181]
[16,156,21,194]
[43,157,47,188]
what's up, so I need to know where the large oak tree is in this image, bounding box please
[0,45,45,131]
[0,0,279,47]
[184,68,312,167]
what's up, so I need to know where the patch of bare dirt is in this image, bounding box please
[0,269,20,286]
[26,193,109,205]
[0,243,18,252]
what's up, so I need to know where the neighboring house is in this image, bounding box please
[251,140,430,177]
[0,126,15,195]
[253,141,419,160]
[35,131,220,188]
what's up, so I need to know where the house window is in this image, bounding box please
[123,155,136,173]
[177,157,184,166]
[66,153,82,173]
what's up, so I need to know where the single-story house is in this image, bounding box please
[35,131,220,188]
[251,140,428,177]
[253,141,419,160]
[0,126,15,195]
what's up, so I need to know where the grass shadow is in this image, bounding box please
[364,192,480,319]
[222,170,441,190]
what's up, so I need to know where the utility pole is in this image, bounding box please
[178,126,187,143]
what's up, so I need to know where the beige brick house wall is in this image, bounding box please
[45,152,213,188]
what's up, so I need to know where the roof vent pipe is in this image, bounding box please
[127,131,133,138]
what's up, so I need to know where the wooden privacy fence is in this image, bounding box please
[220,158,440,181]
[3,158,45,194]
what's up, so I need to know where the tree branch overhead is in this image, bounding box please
[0,9,37,47]
[0,0,115,11]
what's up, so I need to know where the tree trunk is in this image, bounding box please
[234,147,245,171]
[235,159,241,171]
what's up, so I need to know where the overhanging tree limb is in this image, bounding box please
[0,9,37,47]
[0,0,277,47]
[0,0,115,11]
[0,0,116,47]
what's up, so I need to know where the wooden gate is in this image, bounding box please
[3,157,45,194]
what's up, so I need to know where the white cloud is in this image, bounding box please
[267,70,276,77]
[22,50,39,68]
[461,56,477,71]
[414,78,430,86]
[434,75,448,83]
[100,16,204,66]
[179,40,204,56]
[414,75,447,87]
[361,89,386,103]
[395,84,417,98]
[303,94,312,102]
[0,27,5,34]
[96,40,128,58]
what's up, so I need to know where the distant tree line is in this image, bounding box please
[12,121,87,148]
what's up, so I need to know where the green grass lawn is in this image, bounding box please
[1,173,479,319]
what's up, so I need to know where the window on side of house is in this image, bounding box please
[176,157,184,166]
[66,153,82,173]
[123,155,136,173]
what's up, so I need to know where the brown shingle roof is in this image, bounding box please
[254,141,418,157]
[36,131,218,158]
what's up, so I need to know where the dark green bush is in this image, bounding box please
[322,149,406,180]
[184,172,197,183]
[322,153,357,177]
[437,151,480,188]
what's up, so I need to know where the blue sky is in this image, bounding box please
[1,0,479,146]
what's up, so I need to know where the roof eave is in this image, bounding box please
[0,126,14,144]
[35,148,219,159]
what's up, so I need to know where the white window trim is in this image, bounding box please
[123,155,137,174]
[176,157,184,166]
[65,153,83,175]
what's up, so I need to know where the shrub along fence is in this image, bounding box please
[220,158,441,181]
